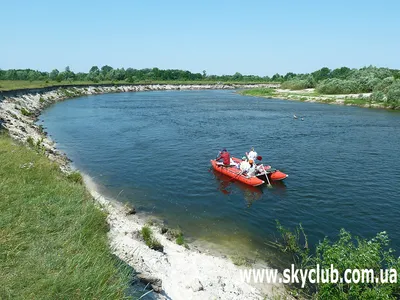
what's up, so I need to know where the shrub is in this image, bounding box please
[386,82,400,109]
[176,235,185,245]
[26,136,35,147]
[275,222,400,298]
[281,76,315,90]
[39,97,45,103]
[374,77,395,92]
[370,91,386,102]
[20,108,32,116]
[66,171,83,184]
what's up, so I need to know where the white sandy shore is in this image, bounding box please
[85,176,286,299]
[0,84,288,300]
[273,88,376,107]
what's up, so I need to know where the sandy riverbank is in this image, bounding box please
[0,84,288,299]
[241,87,395,109]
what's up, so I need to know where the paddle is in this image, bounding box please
[260,164,272,187]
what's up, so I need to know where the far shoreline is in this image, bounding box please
[238,88,400,111]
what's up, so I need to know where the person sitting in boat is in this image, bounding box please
[246,147,258,161]
[240,158,250,173]
[216,148,231,166]
[247,159,257,177]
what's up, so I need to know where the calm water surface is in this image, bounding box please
[39,90,400,266]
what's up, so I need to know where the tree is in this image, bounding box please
[284,72,296,81]
[232,72,243,81]
[88,66,100,82]
[101,65,113,77]
[49,69,59,81]
[330,67,351,79]
[312,67,331,82]
[89,66,100,74]
[62,66,75,81]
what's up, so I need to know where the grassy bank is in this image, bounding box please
[0,134,130,299]
[0,80,274,92]
[238,87,276,97]
[239,87,400,110]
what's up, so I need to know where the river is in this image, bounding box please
[38,89,400,266]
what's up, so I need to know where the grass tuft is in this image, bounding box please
[20,107,32,116]
[141,226,163,252]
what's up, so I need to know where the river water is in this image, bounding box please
[38,90,400,266]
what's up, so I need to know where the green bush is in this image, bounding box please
[281,76,315,90]
[316,79,359,94]
[370,91,386,102]
[374,77,395,92]
[176,235,185,245]
[275,222,400,298]
[66,171,83,184]
[26,136,35,147]
[386,83,400,109]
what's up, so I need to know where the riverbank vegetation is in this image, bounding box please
[276,66,400,109]
[275,222,400,299]
[0,67,270,91]
[0,134,131,299]
[2,65,399,108]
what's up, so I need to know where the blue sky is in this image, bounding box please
[2,0,399,76]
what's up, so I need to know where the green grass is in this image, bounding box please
[0,134,131,299]
[141,226,163,252]
[238,88,276,97]
[66,171,84,184]
[0,80,273,92]
[321,98,337,104]
[20,107,32,116]
[285,91,320,97]
[344,98,369,106]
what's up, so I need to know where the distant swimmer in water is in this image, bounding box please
[293,114,298,119]
[301,117,304,121]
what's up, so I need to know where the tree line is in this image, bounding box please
[0,66,268,83]
[1,65,399,87]
[1,65,399,107]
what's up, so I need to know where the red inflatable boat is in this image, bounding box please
[210,157,288,187]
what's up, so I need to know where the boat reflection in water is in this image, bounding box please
[211,169,287,207]
[211,169,263,207]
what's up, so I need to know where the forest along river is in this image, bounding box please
[38,89,400,267]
